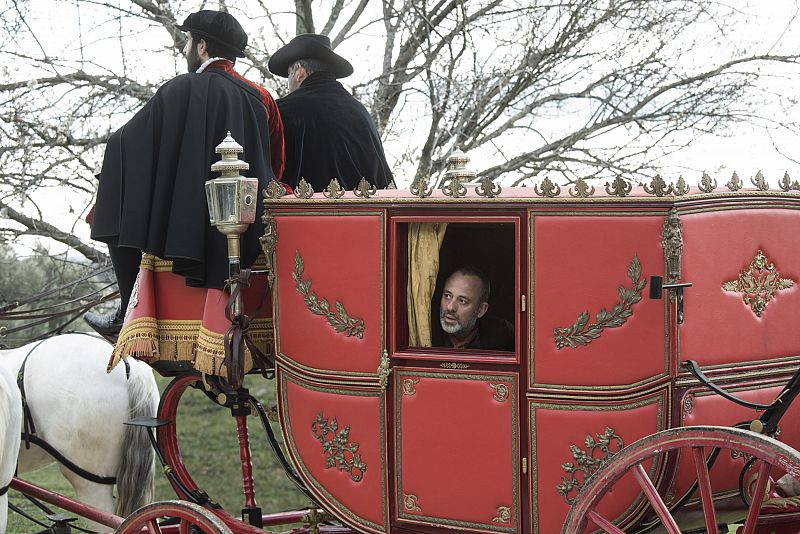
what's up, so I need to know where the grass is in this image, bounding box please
[8,373,308,532]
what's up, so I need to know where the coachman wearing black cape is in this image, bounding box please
[268,34,393,191]
[87,10,285,339]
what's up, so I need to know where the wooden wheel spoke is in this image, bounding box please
[587,510,626,533]
[179,518,191,534]
[741,460,772,534]
[146,519,162,534]
[631,463,681,534]
[691,446,718,534]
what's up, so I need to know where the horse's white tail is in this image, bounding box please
[114,361,159,517]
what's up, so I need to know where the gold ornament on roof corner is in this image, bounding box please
[722,249,794,317]
[752,170,769,191]
[674,175,690,196]
[294,177,314,199]
[726,171,743,191]
[604,176,632,197]
[410,176,433,198]
[354,177,377,198]
[264,178,287,199]
[698,172,717,193]
[643,175,672,197]
[791,174,800,191]
[476,175,501,198]
[323,178,345,199]
[535,176,561,197]
[779,172,792,192]
[441,148,473,198]
[569,177,595,198]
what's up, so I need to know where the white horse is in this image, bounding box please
[0,333,159,532]
[0,351,21,534]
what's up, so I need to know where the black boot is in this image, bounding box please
[84,244,141,343]
[84,306,125,343]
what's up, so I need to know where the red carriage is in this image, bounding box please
[6,141,800,534]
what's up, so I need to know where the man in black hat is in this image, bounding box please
[268,34,392,191]
[85,9,286,340]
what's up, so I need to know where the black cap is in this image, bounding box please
[177,10,248,58]
[268,33,353,78]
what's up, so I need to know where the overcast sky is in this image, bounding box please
[4,0,800,252]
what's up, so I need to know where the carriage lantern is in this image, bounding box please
[206,132,258,314]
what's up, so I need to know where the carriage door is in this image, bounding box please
[676,204,800,470]
[389,214,524,534]
[527,206,672,534]
[270,208,390,534]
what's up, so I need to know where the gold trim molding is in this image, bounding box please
[403,494,422,512]
[556,427,624,505]
[554,256,646,349]
[722,249,794,317]
[293,250,365,338]
[311,412,367,483]
[683,393,694,417]
[440,362,470,369]
[490,383,510,402]
[402,378,419,396]
[492,506,512,524]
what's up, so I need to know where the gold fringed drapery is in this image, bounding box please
[108,254,272,377]
[406,222,448,346]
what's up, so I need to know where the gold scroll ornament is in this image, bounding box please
[557,427,624,505]
[293,250,365,338]
[311,413,367,483]
[554,256,646,349]
[722,249,794,317]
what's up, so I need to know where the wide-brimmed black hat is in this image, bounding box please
[177,10,248,58]
[268,33,353,78]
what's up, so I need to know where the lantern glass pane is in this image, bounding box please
[217,182,238,222]
[204,181,216,224]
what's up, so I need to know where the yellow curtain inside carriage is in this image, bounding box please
[406,222,448,347]
[107,253,272,376]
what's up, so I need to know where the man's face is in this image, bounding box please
[184,34,202,73]
[439,273,488,337]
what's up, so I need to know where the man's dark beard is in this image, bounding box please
[186,45,202,73]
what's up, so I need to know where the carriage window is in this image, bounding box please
[404,222,516,353]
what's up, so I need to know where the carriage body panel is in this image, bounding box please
[266,188,800,533]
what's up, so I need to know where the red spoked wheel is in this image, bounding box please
[562,426,800,534]
[116,500,233,534]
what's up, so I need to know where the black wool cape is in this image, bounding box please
[277,71,392,191]
[91,69,276,288]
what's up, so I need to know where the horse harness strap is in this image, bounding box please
[17,339,117,486]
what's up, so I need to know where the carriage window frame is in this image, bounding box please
[390,213,522,365]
